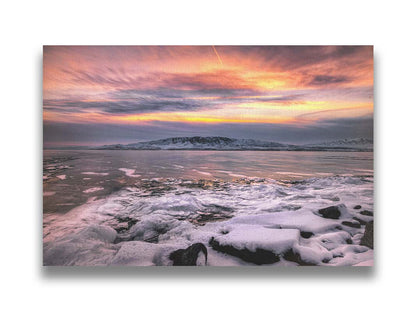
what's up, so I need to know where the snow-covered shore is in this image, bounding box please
[43,175,373,266]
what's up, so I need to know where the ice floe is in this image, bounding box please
[118,168,141,177]
[81,172,109,176]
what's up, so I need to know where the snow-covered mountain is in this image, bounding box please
[96,136,296,150]
[303,138,373,151]
[94,136,373,151]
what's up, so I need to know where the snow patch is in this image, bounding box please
[83,187,104,193]
[214,225,299,254]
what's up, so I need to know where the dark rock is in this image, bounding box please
[353,205,362,210]
[283,249,316,266]
[360,221,374,249]
[318,205,342,219]
[300,231,314,238]
[342,221,361,229]
[169,243,208,266]
[209,237,279,265]
[353,217,367,225]
[360,210,373,217]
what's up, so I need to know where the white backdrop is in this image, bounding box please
[1,1,415,311]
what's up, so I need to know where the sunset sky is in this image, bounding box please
[43,46,373,147]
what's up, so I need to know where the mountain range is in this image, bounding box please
[94,136,373,151]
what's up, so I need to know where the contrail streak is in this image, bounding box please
[212,45,223,66]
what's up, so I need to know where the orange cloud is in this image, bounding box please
[43,46,373,126]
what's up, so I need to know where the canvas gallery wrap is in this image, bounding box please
[43,46,374,266]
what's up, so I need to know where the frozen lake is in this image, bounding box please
[43,150,373,266]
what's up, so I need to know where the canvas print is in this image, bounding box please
[43,46,373,266]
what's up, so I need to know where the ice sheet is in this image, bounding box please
[43,175,373,266]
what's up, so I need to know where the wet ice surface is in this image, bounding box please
[43,150,373,266]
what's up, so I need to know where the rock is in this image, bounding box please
[360,221,374,249]
[318,205,342,219]
[300,231,314,238]
[342,221,361,228]
[360,210,373,217]
[283,249,316,266]
[169,243,208,266]
[353,217,367,225]
[209,237,279,265]
[353,205,362,210]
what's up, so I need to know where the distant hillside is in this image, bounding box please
[95,136,296,150]
[303,138,373,150]
[94,136,373,151]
